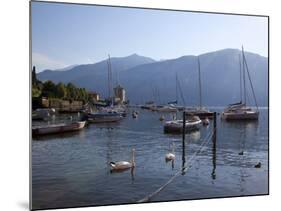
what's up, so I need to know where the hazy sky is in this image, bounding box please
[31,1,268,72]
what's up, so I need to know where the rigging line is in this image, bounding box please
[242,50,259,110]
[182,131,214,173]
[137,131,214,203]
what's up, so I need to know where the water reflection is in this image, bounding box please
[187,131,201,142]
[181,137,186,175]
[211,132,217,180]
[109,167,135,183]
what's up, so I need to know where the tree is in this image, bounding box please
[56,82,67,99]
[32,66,37,86]
[42,80,56,98]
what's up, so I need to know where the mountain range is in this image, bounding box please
[37,49,268,106]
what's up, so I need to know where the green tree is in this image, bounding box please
[32,66,37,86]
[56,82,67,98]
[42,80,56,98]
[66,83,76,100]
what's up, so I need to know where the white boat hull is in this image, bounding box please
[164,119,202,133]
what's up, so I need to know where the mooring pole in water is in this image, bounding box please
[182,111,186,174]
[212,112,217,179]
[182,111,186,142]
[213,112,217,136]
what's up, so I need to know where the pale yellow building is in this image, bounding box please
[114,85,125,103]
[89,92,100,102]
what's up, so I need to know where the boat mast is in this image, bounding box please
[239,54,242,103]
[242,46,246,106]
[242,47,259,110]
[108,54,113,106]
[176,74,186,106]
[176,73,178,104]
[198,57,202,109]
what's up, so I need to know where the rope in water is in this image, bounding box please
[137,130,214,203]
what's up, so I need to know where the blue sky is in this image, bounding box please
[32,2,268,72]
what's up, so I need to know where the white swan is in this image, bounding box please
[202,118,210,126]
[110,149,135,171]
[165,143,175,161]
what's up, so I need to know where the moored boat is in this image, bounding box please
[32,108,56,120]
[32,120,86,136]
[185,107,214,119]
[221,102,259,120]
[222,46,259,121]
[164,116,202,133]
[86,112,123,123]
[151,105,177,112]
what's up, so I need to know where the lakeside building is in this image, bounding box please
[88,92,100,102]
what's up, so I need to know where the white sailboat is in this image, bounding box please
[86,55,124,123]
[222,46,259,120]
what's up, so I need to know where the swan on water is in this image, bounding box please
[110,149,136,171]
[165,143,175,161]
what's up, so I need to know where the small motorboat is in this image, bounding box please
[32,120,86,136]
[164,116,202,133]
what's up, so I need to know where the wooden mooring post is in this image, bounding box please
[212,112,217,179]
[182,111,186,174]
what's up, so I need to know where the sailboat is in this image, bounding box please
[185,57,214,119]
[86,55,123,123]
[221,46,259,120]
[169,73,186,111]
[149,86,177,112]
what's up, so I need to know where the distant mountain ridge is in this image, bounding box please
[37,49,268,106]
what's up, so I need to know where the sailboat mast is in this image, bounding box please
[108,54,113,106]
[107,58,111,101]
[242,47,259,110]
[176,73,178,103]
[239,54,242,103]
[242,46,246,106]
[198,57,202,109]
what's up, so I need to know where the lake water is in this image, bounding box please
[32,108,268,210]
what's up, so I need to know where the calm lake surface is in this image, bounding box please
[32,108,268,210]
